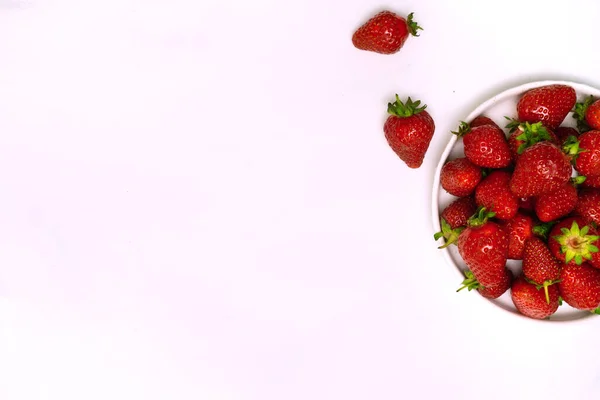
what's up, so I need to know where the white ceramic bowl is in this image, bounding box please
[432,80,600,322]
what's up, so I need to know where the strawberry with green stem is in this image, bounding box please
[505,119,558,159]
[452,121,512,168]
[434,196,477,249]
[522,237,562,304]
[511,275,560,319]
[564,130,600,177]
[549,217,600,268]
[352,11,422,55]
[457,269,512,299]
[572,95,600,133]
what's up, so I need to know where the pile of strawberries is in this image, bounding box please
[350,10,600,320]
[435,83,600,320]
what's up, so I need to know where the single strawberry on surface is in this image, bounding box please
[548,217,600,269]
[566,130,600,177]
[457,269,512,299]
[352,11,422,55]
[574,188,600,227]
[516,84,577,130]
[452,121,512,168]
[434,196,477,249]
[559,262,600,310]
[511,275,560,319]
[509,142,572,198]
[383,96,435,168]
[457,207,508,287]
[440,158,482,197]
[522,237,562,303]
[475,170,519,220]
[498,212,534,260]
[534,176,585,223]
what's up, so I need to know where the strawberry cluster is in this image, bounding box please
[435,84,600,320]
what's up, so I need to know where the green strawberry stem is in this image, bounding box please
[573,95,594,133]
[593,307,600,315]
[467,206,495,228]
[558,296,563,306]
[387,95,427,118]
[532,221,557,240]
[433,218,464,249]
[451,121,471,137]
[527,277,561,304]
[515,122,552,154]
[505,117,521,133]
[563,135,586,159]
[456,270,481,293]
[572,175,587,186]
[553,221,600,265]
[406,12,423,37]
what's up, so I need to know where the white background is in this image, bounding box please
[1,0,600,399]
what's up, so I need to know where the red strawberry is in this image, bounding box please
[567,130,600,177]
[457,269,512,299]
[534,177,584,222]
[434,196,477,249]
[453,122,511,168]
[506,120,558,160]
[554,126,579,144]
[582,174,600,189]
[511,275,560,319]
[509,142,572,197]
[516,84,577,130]
[559,262,600,310]
[574,188,600,226]
[548,216,600,268]
[440,158,482,197]
[498,212,534,260]
[457,207,508,287]
[352,11,422,55]
[475,170,519,220]
[522,237,562,303]
[573,96,600,132]
[384,96,435,168]
[470,115,500,129]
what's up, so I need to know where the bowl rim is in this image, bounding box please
[431,79,600,323]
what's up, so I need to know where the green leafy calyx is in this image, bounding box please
[451,121,471,137]
[456,270,481,293]
[433,218,465,249]
[387,95,427,118]
[573,95,594,133]
[406,12,423,37]
[467,207,495,228]
[553,221,600,265]
[514,122,553,154]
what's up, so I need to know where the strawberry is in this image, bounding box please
[548,217,600,268]
[498,212,534,260]
[574,188,600,226]
[383,96,435,168]
[457,269,512,299]
[352,11,422,55]
[505,120,558,160]
[453,122,512,168]
[516,84,577,130]
[566,130,600,177]
[522,237,562,303]
[434,196,477,249]
[518,196,534,212]
[470,115,500,129]
[534,176,585,222]
[554,126,579,145]
[559,262,600,310]
[509,142,572,197]
[573,96,600,132]
[475,170,519,220]
[457,207,508,287]
[582,174,600,189]
[440,158,482,197]
[511,275,560,319]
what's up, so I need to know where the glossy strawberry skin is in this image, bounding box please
[470,116,499,129]
[475,171,519,220]
[582,174,600,189]
[511,275,560,319]
[463,125,512,168]
[574,188,600,226]
[440,158,482,197]
[384,110,435,168]
[479,268,512,299]
[586,99,600,130]
[498,212,534,260]
[522,237,562,285]
[458,221,508,287]
[548,216,600,269]
[516,85,577,130]
[574,130,600,177]
[534,182,578,222]
[509,142,572,198]
[554,126,579,144]
[352,11,416,54]
[441,197,477,229]
[559,263,600,310]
